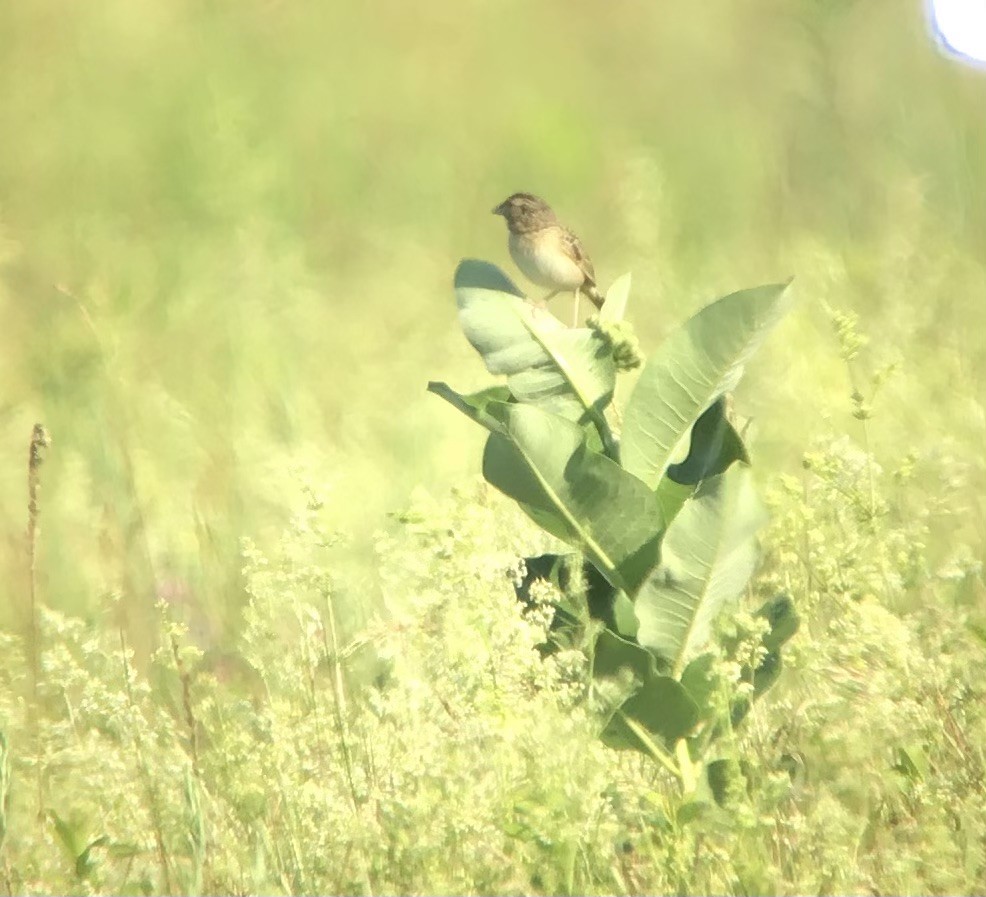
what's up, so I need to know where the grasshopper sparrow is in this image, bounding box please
[493,192,604,322]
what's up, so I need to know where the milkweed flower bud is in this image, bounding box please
[587,316,644,371]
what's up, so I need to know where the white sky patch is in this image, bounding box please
[930,0,986,65]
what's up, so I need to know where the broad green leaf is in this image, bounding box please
[635,466,766,676]
[426,382,512,433]
[653,398,750,528]
[728,596,799,726]
[756,593,800,651]
[642,398,750,546]
[731,651,783,727]
[621,281,793,488]
[514,500,576,545]
[592,628,659,691]
[454,260,618,444]
[654,478,694,528]
[719,591,801,725]
[428,384,605,544]
[666,396,749,486]
[611,591,639,638]
[679,652,718,723]
[600,675,700,750]
[751,650,782,699]
[684,595,799,734]
[600,273,632,322]
[480,402,663,594]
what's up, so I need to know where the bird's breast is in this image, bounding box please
[508,230,585,291]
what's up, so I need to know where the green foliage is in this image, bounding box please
[454,260,618,434]
[666,397,749,487]
[433,260,794,776]
[634,467,766,675]
[1,444,983,895]
[620,282,792,490]
[481,402,663,593]
[1,2,985,893]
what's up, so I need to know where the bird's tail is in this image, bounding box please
[586,283,605,309]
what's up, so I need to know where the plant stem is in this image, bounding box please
[617,713,681,781]
[675,739,698,795]
[170,632,201,776]
[594,413,621,464]
[26,423,50,818]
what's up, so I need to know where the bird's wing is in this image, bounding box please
[560,227,597,287]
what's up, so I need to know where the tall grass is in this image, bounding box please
[0,0,984,892]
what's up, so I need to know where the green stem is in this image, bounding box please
[676,739,698,795]
[618,713,682,781]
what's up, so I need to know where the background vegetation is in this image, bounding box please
[0,0,984,893]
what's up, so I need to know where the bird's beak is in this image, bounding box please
[492,201,506,216]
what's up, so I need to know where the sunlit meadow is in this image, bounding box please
[0,1,984,893]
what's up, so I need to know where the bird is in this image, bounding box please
[492,192,604,324]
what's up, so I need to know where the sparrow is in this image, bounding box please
[492,192,604,322]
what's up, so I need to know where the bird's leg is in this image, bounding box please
[572,288,581,328]
[529,289,558,321]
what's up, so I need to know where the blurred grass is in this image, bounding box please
[0,0,983,647]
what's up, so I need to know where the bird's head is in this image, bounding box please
[492,192,556,233]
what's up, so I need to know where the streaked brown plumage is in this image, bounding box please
[492,193,604,314]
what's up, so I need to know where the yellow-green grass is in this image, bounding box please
[0,1,984,891]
